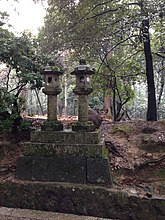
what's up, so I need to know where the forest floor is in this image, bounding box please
[0,116,165,198]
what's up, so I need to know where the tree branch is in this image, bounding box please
[154,53,165,59]
[90,8,118,19]
[91,0,117,11]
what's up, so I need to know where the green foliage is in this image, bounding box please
[18,119,32,131]
[0,26,48,132]
[37,0,165,120]
[0,118,12,133]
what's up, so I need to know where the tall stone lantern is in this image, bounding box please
[41,61,64,131]
[71,59,95,131]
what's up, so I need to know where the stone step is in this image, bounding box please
[0,207,113,220]
[30,130,101,144]
[24,140,107,158]
[16,156,112,185]
[1,180,165,219]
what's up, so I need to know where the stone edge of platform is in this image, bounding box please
[0,207,111,220]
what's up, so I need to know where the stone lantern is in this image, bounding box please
[41,61,64,131]
[71,59,95,131]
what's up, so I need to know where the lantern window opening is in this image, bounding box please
[48,76,52,84]
[80,76,85,83]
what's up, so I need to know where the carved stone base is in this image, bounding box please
[16,156,112,185]
[41,120,63,131]
[72,121,95,132]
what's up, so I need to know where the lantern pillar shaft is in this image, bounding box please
[48,95,57,121]
[78,95,88,122]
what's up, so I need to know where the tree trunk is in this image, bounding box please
[142,18,157,121]
[112,77,117,121]
[157,60,165,108]
[34,88,44,116]
[104,89,112,120]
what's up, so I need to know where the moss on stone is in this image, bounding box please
[41,120,63,131]
[24,142,105,158]
[111,125,133,135]
[1,180,165,219]
[72,121,95,132]
[102,145,108,159]
[30,130,101,144]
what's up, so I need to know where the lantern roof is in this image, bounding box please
[71,59,95,75]
[42,61,64,75]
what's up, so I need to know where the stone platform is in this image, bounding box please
[0,180,165,220]
[16,129,112,185]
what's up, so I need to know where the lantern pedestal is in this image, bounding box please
[41,120,63,131]
[72,90,95,131]
[42,88,63,131]
[16,129,112,185]
[72,121,95,132]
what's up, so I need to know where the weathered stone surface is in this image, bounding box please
[72,121,95,132]
[30,130,101,144]
[16,156,87,183]
[16,156,111,185]
[16,156,32,180]
[141,134,165,152]
[41,120,63,131]
[24,140,105,158]
[0,207,113,220]
[36,157,86,183]
[0,180,165,220]
[87,158,112,185]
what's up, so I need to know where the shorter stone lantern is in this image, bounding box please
[41,61,64,131]
[71,59,95,131]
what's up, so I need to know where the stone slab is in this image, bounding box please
[87,158,112,184]
[24,139,108,158]
[16,156,32,180]
[0,180,165,220]
[16,156,112,185]
[16,156,87,183]
[30,130,101,144]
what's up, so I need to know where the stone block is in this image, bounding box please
[16,156,112,185]
[16,156,32,180]
[72,121,95,132]
[24,140,105,158]
[32,157,49,181]
[41,120,63,131]
[30,130,101,144]
[87,158,112,185]
[16,156,87,183]
[46,157,86,183]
